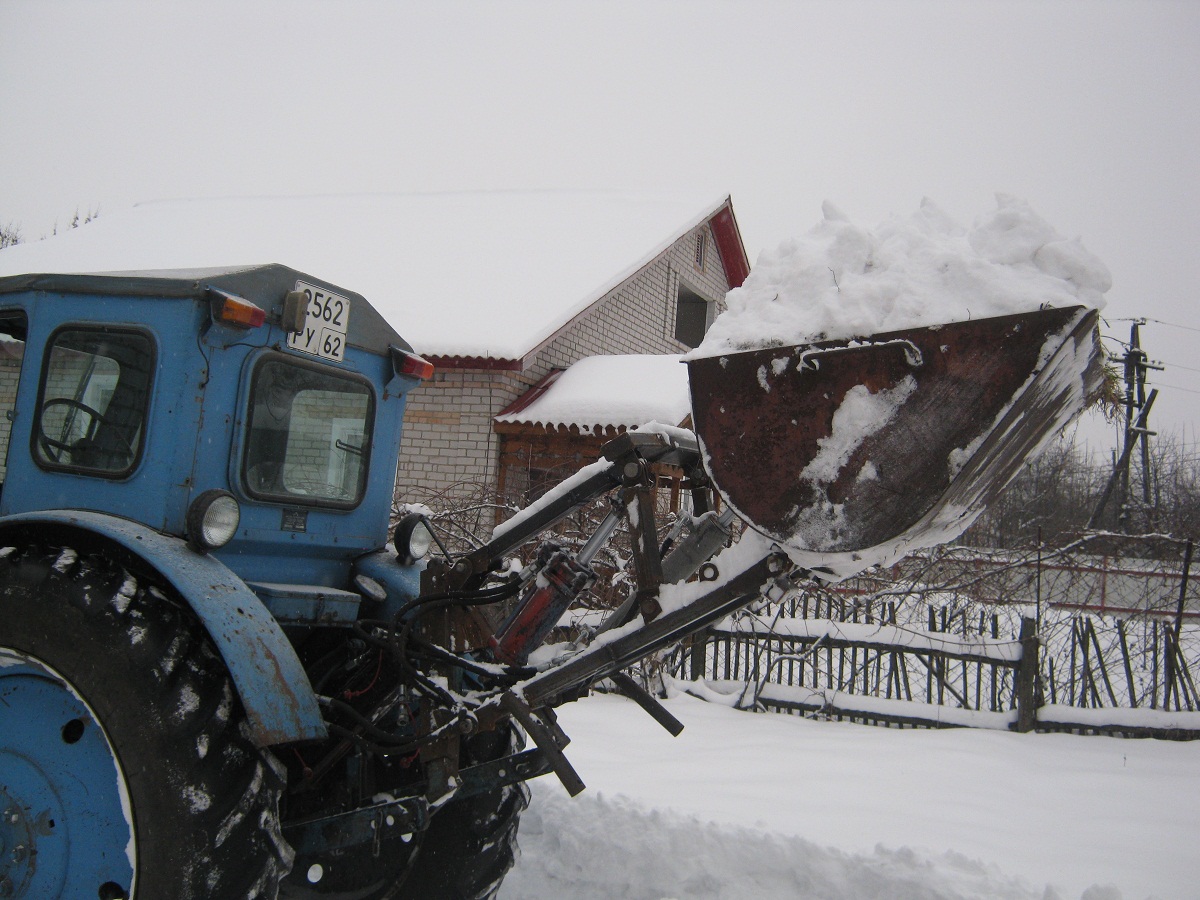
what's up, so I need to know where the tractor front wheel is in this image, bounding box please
[396,725,529,900]
[279,725,528,900]
[0,544,292,898]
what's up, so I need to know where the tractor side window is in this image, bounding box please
[34,328,155,476]
[243,355,373,507]
[0,313,28,485]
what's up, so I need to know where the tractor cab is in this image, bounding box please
[0,265,432,608]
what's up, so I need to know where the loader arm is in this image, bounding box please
[310,304,1105,807]
[520,545,793,709]
[469,306,1103,688]
[470,305,1104,792]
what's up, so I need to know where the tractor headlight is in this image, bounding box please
[393,514,434,566]
[187,490,241,551]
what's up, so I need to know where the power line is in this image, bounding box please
[1142,317,1200,335]
[1102,327,1200,379]
[1149,380,1200,397]
[1102,319,1200,394]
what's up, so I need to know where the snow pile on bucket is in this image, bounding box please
[696,195,1110,356]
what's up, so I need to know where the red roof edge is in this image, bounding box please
[426,354,525,372]
[494,368,566,419]
[708,199,751,289]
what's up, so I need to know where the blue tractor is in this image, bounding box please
[0,265,1102,898]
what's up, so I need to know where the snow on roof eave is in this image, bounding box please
[495,405,693,431]
[494,367,567,418]
[495,417,690,433]
[435,196,736,371]
[424,353,524,371]
[493,354,692,431]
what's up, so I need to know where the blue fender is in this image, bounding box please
[0,510,327,746]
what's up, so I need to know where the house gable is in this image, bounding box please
[426,197,747,371]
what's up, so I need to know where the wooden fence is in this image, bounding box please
[666,535,1200,739]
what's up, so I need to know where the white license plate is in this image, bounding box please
[287,281,351,361]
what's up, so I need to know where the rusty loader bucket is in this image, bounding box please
[687,306,1103,569]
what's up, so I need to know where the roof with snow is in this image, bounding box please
[0,191,745,363]
[495,354,691,432]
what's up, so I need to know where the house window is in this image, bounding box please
[694,232,707,271]
[674,284,715,349]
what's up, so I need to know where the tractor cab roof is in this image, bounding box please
[0,263,410,357]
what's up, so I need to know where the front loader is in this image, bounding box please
[0,265,1102,899]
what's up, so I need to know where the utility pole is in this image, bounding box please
[1089,320,1164,531]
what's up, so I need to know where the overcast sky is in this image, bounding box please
[2,0,1197,446]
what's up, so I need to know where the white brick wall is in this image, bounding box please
[395,219,733,499]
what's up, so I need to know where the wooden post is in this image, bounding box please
[1165,540,1193,709]
[1068,619,1079,707]
[1177,647,1199,712]
[1015,616,1040,732]
[1036,526,1043,624]
[689,631,708,681]
[961,612,970,709]
[1117,619,1138,707]
[850,604,859,694]
[1176,541,1193,643]
[1087,619,1119,707]
[1161,543,1189,709]
[1164,629,1180,712]
[1079,619,1094,708]
[1151,620,1159,710]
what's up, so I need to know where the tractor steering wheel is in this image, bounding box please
[37,397,136,466]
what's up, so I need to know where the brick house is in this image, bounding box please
[0,191,750,503]
[395,195,750,502]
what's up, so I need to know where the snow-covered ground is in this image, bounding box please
[501,693,1197,900]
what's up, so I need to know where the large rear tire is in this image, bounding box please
[0,543,292,898]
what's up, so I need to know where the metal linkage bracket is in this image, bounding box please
[497,692,586,797]
[608,670,684,737]
[448,431,706,590]
[282,794,429,858]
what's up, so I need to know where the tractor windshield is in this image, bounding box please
[243,354,374,507]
